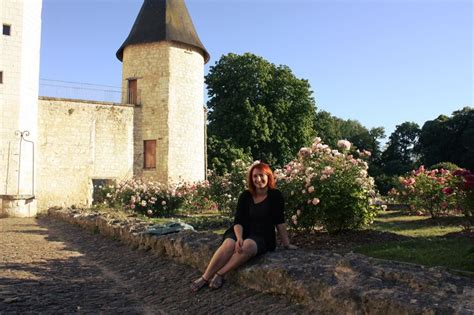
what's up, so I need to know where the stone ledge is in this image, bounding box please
[47,208,474,314]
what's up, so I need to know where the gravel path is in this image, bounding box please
[0,217,308,314]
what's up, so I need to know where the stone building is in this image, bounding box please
[0,0,209,217]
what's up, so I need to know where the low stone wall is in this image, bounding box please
[48,208,474,314]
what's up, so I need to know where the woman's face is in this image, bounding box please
[252,168,268,190]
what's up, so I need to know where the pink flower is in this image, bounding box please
[312,198,320,206]
[296,209,302,216]
[298,147,311,158]
[307,186,315,193]
[442,187,454,195]
[291,215,298,225]
[322,166,334,176]
[337,140,351,150]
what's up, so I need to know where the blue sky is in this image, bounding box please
[39,0,473,143]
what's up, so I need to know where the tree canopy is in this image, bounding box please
[206,53,317,169]
[315,110,385,157]
[381,121,421,176]
[417,107,474,171]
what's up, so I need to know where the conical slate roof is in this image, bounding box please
[116,0,210,63]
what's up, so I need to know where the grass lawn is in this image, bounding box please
[355,211,474,273]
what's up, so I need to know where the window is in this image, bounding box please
[127,79,138,104]
[2,24,11,36]
[0,72,3,84]
[144,140,156,169]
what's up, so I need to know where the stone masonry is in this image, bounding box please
[36,97,135,210]
[48,208,474,314]
[0,216,307,313]
[122,41,206,185]
[0,0,42,197]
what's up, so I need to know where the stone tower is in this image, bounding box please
[0,0,42,216]
[117,0,209,185]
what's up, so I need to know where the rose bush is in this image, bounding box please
[389,166,473,218]
[276,137,379,233]
[99,178,184,217]
[453,169,474,224]
[207,158,251,216]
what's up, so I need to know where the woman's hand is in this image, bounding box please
[235,238,244,253]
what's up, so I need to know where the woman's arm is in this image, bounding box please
[276,223,297,250]
[233,224,244,253]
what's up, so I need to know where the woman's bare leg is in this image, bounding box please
[216,239,258,276]
[201,238,236,280]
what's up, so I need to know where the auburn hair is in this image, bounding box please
[247,162,276,195]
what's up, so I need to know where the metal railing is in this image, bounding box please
[39,79,121,103]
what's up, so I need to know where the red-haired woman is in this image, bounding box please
[191,162,297,291]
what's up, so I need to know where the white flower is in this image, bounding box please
[322,166,334,176]
[291,215,298,225]
[291,191,294,196]
[296,209,302,216]
[147,209,153,215]
[312,137,322,144]
[312,198,320,206]
[106,193,112,198]
[337,139,351,150]
[161,200,167,205]
[141,200,147,206]
[298,147,311,158]
[307,186,315,193]
[301,189,306,194]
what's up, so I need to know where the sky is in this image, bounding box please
[39,0,473,143]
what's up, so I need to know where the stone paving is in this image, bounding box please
[0,217,308,314]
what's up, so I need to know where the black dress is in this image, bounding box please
[222,189,286,255]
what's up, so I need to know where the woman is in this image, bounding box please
[191,162,297,291]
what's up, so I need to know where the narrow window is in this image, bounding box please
[0,72,3,84]
[128,79,138,104]
[2,24,11,36]
[144,140,156,169]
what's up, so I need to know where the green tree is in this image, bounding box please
[314,110,343,147]
[207,136,252,175]
[381,121,421,176]
[418,107,474,171]
[206,53,317,168]
[315,111,385,156]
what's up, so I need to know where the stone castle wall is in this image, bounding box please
[36,97,134,211]
[0,0,42,196]
[121,41,205,185]
[122,42,170,184]
[167,43,206,184]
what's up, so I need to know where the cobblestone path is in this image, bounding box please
[0,217,307,314]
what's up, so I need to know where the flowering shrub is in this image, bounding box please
[100,178,184,217]
[453,169,474,223]
[177,181,218,214]
[390,166,468,218]
[276,137,379,233]
[207,159,251,216]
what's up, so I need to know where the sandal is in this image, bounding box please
[209,272,224,290]
[190,276,209,292]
